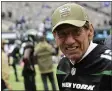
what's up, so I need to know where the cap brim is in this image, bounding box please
[52,20,86,32]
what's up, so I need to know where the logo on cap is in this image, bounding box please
[59,6,71,18]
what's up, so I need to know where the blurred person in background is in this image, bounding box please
[22,35,36,91]
[44,16,52,33]
[104,34,112,50]
[38,20,45,35]
[8,40,21,82]
[2,40,12,91]
[34,36,56,91]
[51,3,112,91]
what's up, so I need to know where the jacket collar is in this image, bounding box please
[70,41,98,65]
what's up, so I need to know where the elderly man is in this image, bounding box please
[51,3,112,91]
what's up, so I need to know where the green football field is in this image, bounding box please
[8,64,59,90]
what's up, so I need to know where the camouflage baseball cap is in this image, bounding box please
[51,3,89,32]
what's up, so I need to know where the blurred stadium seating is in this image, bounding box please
[1,2,111,31]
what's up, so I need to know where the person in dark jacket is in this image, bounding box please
[51,3,112,91]
[22,35,36,91]
[8,41,20,82]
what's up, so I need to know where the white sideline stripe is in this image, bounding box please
[101,54,112,60]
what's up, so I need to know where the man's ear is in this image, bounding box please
[53,32,56,37]
[88,23,94,40]
[53,32,57,42]
[52,32,59,46]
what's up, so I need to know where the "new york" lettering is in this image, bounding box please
[62,82,95,90]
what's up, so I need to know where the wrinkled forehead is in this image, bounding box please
[55,24,80,32]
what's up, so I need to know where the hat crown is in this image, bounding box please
[52,3,89,28]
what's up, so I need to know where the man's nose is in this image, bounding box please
[65,33,76,45]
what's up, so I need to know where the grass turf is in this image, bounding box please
[8,64,59,90]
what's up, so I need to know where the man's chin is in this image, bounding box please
[67,55,80,61]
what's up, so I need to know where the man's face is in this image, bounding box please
[53,24,94,62]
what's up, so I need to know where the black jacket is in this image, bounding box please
[22,43,36,76]
[57,44,112,91]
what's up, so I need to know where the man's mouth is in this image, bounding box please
[66,46,78,51]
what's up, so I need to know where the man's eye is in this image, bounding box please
[59,32,65,35]
[73,31,80,36]
[73,29,82,36]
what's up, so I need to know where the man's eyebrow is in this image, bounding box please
[56,25,81,32]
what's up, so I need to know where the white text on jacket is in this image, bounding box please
[62,82,95,90]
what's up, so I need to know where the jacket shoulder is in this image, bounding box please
[57,57,71,74]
